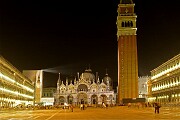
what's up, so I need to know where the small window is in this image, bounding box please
[125,22,128,27]
[130,21,133,27]
[121,22,125,27]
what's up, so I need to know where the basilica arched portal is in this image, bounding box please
[59,96,65,105]
[67,95,73,104]
[100,94,107,104]
[91,94,98,105]
[77,93,87,104]
[109,95,113,105]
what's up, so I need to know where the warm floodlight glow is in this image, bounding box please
[151,63,180,80]
[0,72,34,92]
[0,87,34,99]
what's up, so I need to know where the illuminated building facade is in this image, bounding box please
[42,87,56,98]
[54,68,116,106]
[41,87,56,106]
[138,76,150,98]
[116,0,138,103]
[0,56,34,108]
[148,54,180,106]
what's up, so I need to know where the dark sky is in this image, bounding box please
[1,0,180,88]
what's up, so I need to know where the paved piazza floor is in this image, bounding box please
[0,106,180,120]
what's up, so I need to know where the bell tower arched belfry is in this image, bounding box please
[116,0,138,104]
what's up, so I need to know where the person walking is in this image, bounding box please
[83,104,85,110]
[154,102,160,114]
[80,104,83,110]
[70,105,73,112]
[102,102,106,108]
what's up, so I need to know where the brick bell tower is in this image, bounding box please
[116,0,138,104]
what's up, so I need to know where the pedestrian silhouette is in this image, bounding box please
[70,105,73,112]
[80,104,83,110]
[154,102,160,114]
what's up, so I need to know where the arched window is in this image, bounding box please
[121,22,125,27]
[125,21,128,27]
[127,21,130,27]
[130,21,133,27]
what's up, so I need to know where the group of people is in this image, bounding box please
[127,102,161,114]
[68,104,86,112]
[80,104,85,110]
[154,102,161,114]
[69,102,161,114]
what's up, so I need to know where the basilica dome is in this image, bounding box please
[80,68,95,83]
[103,74,112,85]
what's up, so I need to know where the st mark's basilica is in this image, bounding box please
[54,68,116,106]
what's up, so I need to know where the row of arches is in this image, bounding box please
[121,21,133,27]
[152,76,180,91]
[56,93,114,105]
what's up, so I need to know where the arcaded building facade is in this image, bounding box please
[0,56,34,108]
[116,0,138,103]
[54,68,116,106]
[148,54,180,106]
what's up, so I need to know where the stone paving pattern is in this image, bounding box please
[0,106,180,120]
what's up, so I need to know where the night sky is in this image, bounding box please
[1,0,180,88]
